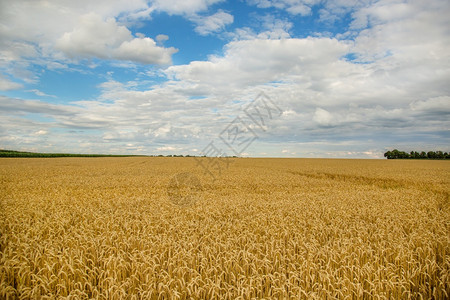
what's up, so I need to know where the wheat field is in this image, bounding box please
[0,157,449,299]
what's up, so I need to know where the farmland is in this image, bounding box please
[0,157,449,299]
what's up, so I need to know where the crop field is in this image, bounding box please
[0,157,449,299]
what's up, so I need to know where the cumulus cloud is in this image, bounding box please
[156,34,169,44]
[0,0,225,82]
[1,0,449,156]
[114,37,177,64]
[0,0,231,89]
[156,0,449,154]
[229,15,293,40]
[56,13,177,64]
[151,0,224,15]
[0,0,152,44]
[55,13,132,59]
[313,108,334,127]
[0,1,172,92]
[247,0,321,15]
[166,37,349,92]
[191,10,234,36]
[318,0,371,24]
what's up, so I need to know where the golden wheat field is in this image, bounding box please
[0,157,449,299]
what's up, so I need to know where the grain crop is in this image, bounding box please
[0,157,449,299]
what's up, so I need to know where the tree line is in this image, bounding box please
[0,150,143,158]
[384,149,449,159]
[0,150,236,158]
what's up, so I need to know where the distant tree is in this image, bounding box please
[384,150,393,159]
[384,149,448,159]
[399,151,409,159]
[427,151,437,159]
[392,149,400,159]
[410,151,420,159]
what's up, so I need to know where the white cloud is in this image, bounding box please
[114,37,177,64]
[0,0,185,87]
[156,146,179,151]
[56,13,177,64]
[56,13,132,59]
[410,96,450,116]
[151,0,224,15]
[156,34,169,44]
[247,0,321,16]
[350,1,416,30]
[0,0,449,156]
[0,96,79,116]
[34,130,48,136]
[0,0,229,88]
[318,0,371,24]
[259,16,293,39]
[192,10,234,36]
[0,0,151,44]
[27,89,56,98]
[166,37,349,92]
[229,15,293,40]
[313,108,333,127]
[0,74,23,91]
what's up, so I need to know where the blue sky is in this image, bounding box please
[0,0,449,158]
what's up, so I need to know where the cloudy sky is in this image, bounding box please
[0,0,449,158]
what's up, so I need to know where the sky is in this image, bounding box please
[0,0,449,158]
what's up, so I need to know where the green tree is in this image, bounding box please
[427,151,437,159]
[399,151,409,159]
[392,149,400,159]
[384,151,393,159]
[384,149,449,159]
